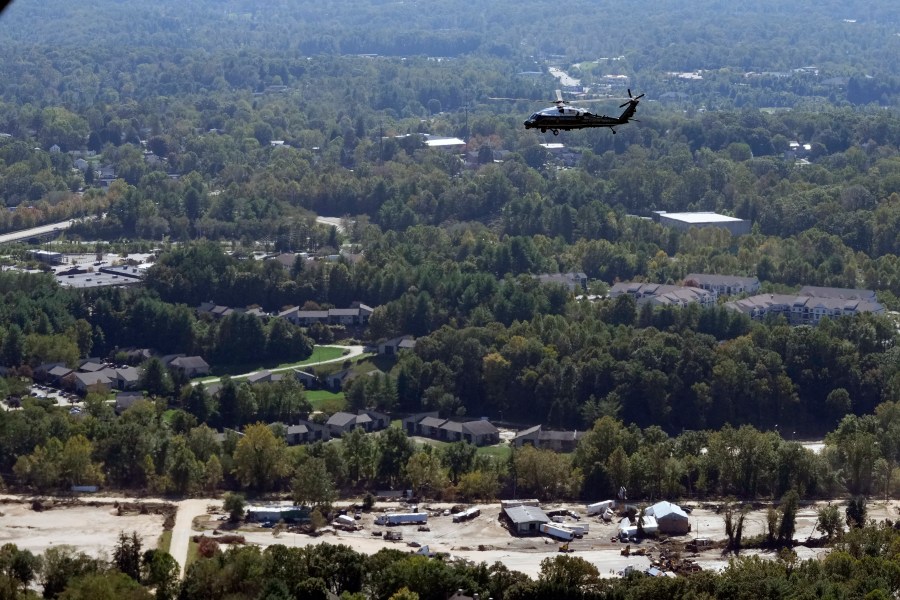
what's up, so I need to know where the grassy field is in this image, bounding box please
[306,389,346,412]
[157,529,172,554]
[197,346,350,382]
[412,436,513,461]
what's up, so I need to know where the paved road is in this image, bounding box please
[0,218,82,245]
[191,344,367,387]
[169,498,219,578]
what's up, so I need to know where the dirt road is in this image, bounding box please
[169,498,220,578]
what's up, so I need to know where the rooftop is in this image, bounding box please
[659,212,743,224]
[504,504,549,525]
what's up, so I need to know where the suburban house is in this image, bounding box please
[609,282,716,308]
[245,370,283,385]
[402,411,440,436]
[278,303,375,327]
[725,287,884,325]
[513,425,584,452]
[293,369,318,389]
[325,410,389,437]
[378,335,417,356]
[283,420,331,445]
[70,365,143,395]
[47,364,74,384]
[198,303,269,320]
[167,356,211,378]
[404,413,500,447]
[72,371,114,394]
[683,273,760,298]
[115,391,146,414]
[34,362,73,385]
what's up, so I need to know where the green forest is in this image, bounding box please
[2,0,900,597]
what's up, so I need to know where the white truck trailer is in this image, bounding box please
[541,523,575,541]
[375,512,429,526]
[587,500,615,516]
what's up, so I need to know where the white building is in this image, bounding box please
[653,211,751,236]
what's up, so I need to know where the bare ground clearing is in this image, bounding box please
[0,497,170,559]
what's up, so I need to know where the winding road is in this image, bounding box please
[191,344,367,387]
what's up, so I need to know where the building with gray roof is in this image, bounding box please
[684,273,760,298]
[609,282,715,309]
[726,290,884,326]
[503,504,550,535]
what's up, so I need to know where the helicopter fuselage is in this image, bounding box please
[524,105,623,134]
[523,91,641,135]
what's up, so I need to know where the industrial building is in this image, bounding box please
[502,503,549,535]
[645,501,691,535]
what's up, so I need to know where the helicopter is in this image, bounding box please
[521,88,644,135]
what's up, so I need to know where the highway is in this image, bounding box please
[0,218,82,245]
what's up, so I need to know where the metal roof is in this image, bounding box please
[504,504,549,525]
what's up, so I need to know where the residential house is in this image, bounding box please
[113,366,141,390]
[379,335,416,356]
[325,368,354,391]
[726,289,884,325]
[278,303,375,327]
[73,371,114,394]
[798,286,878,302]
[404,413,500,447]
[168,356,211,377]
[513,425,583,452]
[246,370,283,385]
[402,411,440,436]
[422,416,451,439]
[283,420,331,445]
[609,282,716,308]
[683,273,760,298]
[459,420,500,446]
[325,410,389,437]
[78,359,106,373]
[115,391,146,414]
[293,369,318,389]
[47,365,74,385]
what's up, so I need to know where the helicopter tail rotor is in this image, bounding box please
[619,88,645,108]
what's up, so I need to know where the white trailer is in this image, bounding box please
[564,522,590,535]
[587,500,615,516]
[375,512,429,526]
[452,507,481,523]
[333,514,356,529]
[541,523,575,541]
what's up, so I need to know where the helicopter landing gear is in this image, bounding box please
[611,128,616,134]
[552,129,559,136]
[540,128,546,133]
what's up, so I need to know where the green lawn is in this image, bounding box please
[411,436,512,460]
[196,346,350,382]
[306,389,346,412]
[157,530,172,554]
[476,444,512,461]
